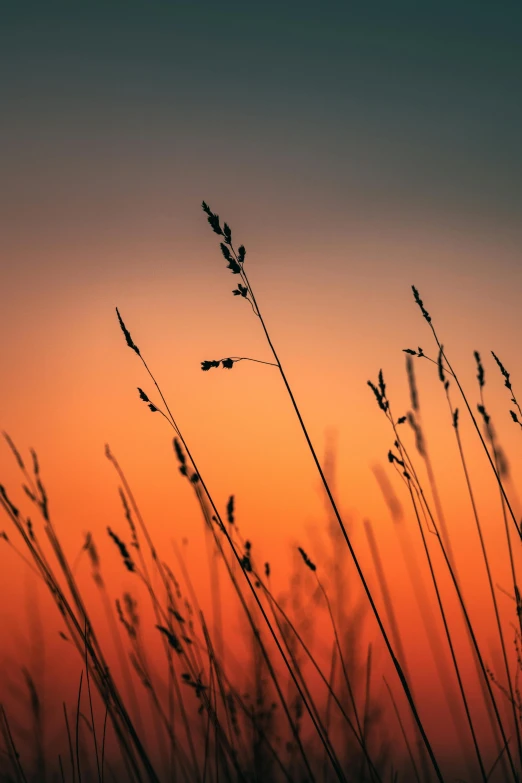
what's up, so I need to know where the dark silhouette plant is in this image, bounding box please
[114,306,346,783]
[405,286,520,540]
[199,201,445,783]
[491,351,522,430]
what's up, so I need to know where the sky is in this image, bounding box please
[1,2,522,779]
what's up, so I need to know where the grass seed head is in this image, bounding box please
[412,285,431,323]
[116,308,140,356]
[474,351,485,388]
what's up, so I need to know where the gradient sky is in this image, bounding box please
[2,0,521,535]
[2,3,522,775]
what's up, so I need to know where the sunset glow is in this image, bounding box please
[2,5,522,782]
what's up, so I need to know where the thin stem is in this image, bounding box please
[64,703,76,783]
[224,356,278,368]
[237,263,445,783]
[450,388,522,768]
[389,409,516,781]
[122,335,341,780]
[75,671,84,783]
[427,325,520,540]
[84,622,102,783]
[383,679,422,783]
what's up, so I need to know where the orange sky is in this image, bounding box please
[2,4,522,781]
[2,214,522,780]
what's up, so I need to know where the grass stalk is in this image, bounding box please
[201,203,444,783]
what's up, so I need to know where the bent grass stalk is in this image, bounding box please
[185,451,332,783]
[408,287,520,541]
[225,507,382,777]
[109,483,199,783]
[296,546,371,777]
[171,543,294,782]
[114,306,351,782]
[491,352,522,431]
[257,568,379,770]
[467,354,522,764]
[200,202,444,783]
[258,572,352,783]
[0,474,160,783]
[385,435,488,781]
[370,371,516,781]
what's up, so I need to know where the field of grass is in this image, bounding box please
[1,203,521,783]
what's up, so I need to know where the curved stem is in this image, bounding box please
[225,356,278,368]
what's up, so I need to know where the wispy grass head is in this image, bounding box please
[116,308,140,356]
[201,201,224,236]
[107,527,135,572]
[477,404,490,427]
[405,354,419,411]
[173,438,188,476]
[407,412,425,457]
[226,495,235,525]
[403,347,425,358]
[412,285,431,323]
[202,201,247,284]
[240,540,252,572]
[437,345,449,390]
[201,358,235,371]
[491,351,522,428]
[156,625,183,654]
[232,283,249,298]
[474,351,485,389]
[137,387,159,413]
[297,546,316,572]
[0,485,19,519]
[368,370,389,413]
[491,351,512,391]
[220,243,242,274]
[83,532,100,570]
[388,450,410,480]
[2,432,24,471]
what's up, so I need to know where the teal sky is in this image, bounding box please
[3,1,522,236]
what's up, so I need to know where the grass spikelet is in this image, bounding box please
[116,308,140,356]
[474,351,485,388]
[411,285,431,323]
[226,495,235,525]
[107,527,135,572]
[405,354,419,412]
[297,547,316,572]
[3,432,25,471]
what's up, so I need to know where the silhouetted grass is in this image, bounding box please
[0,207,522,783]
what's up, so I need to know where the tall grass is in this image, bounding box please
[0,204,521,782]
